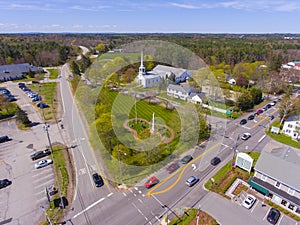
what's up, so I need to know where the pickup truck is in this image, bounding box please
[30,149,51,161]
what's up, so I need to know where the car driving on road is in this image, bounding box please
[210,157,221,166]
[241,133,251,140]
[186,176,199,187]
[145,176,159,189]
[92,173,104,188]
[34,159,53,169]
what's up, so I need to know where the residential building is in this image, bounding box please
[282,114,300,140]
[167,84,189,100]
[249,148,300,215]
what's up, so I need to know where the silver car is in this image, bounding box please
[186,176,199,187]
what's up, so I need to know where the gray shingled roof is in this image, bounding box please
[255,148,300,191]
[167,84,189,93]
[153,65,187,77]
[285,114,300,122]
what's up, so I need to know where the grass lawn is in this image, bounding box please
[45,144,71,225]
[168,208,218,225]
[267,120,300,149]
[0,102,18,119]
[28,82,57,121]
[46,68,59,79]
[205,152,260,195]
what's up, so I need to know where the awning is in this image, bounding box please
[248,178,269,195]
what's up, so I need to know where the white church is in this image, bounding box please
[136,52,191,88]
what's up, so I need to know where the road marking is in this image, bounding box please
[138,198,143,204]
[251,108,279,129]
[134,187,138,190]
[138,190,142,194]
[107,192,113,197]
[258,135,266,143]
[78,168,86,175]
[148,142,221,197]
[73,197,105,219]
[191,164,196,170]
[123,192,127,197]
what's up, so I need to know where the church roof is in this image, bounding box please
[153,65,187,77]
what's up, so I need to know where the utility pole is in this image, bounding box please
[232,134,240,167]
[118,145,127,184]
[151,194,181,220]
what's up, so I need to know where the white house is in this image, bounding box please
[167,84,189,100]
[282,114,300,139]
[136,52,191,88]
[187,92,206,104]
[228,78,236,85]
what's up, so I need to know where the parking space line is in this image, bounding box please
[33,173,54,182]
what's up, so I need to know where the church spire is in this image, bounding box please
[139,51,146,75]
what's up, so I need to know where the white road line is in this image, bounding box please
[129,189,133,193]
[258,135,266,143]
[142,194,145,197]
[138,190,142,194]
[33,173,54,182]
[134,187,138,190]
[134,193,137,197]
[107,193,113,198]
[138,198,143,204]
[73,197,105,219]
[132,202,148,221]
[123,192,127,197]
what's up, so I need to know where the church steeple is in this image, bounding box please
[139,51,146,75]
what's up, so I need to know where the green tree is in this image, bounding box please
[236,73,249,87]
[70,61,81,76]
[15,108,31,127]
[250,87,262,105]
[236,91,254,111]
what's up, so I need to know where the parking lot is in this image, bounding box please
[202,191,298,225]
[0,82,58,225]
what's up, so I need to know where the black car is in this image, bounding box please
[269,115,275,120]
[266,104,272,109]
[37,102,49,108]
[240,119,247,125]
[267,208,281,224]
[92,173,104,187]
[0,135,10,143]
[210,157,221,166]
[30,149,51,161]
[248,114,255,120]
[180,155,193,164]
[0,179,12,189]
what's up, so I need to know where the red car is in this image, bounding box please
[145,176,159,189]
[166,162,180,174]
[257,109,263,115]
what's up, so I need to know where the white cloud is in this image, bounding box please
[169,0,300,12]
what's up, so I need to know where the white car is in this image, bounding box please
[242,194,256,209]
[241,133,251,140]
[35,159,53,169]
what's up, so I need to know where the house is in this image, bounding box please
[228,78,236,85]
[167,84,189,100]
[187,92,206,104]
[249,148,300,215]
[282,114,300,140]
[0,63,44,82]
[136,52,191,88]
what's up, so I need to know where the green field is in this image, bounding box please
[28,82,57,121]
[46,68,59,79]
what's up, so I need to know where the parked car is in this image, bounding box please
[0,135,10,143]
[210,157,221,166]
[92,173,104,187]
[270,101,276,106]
[166,162,180,174]
[30,149,51,161]
[242,194,256,209]
[267,208,281,224]
[257,109,263,115]
[37,102,49,108]
[34,159,53,169]
[145,176,159,189]
[0,179,12,189]
[268,115,275,120]
[186,176,199,187]
[240,119,247,125]
[241,133,251,140]
[180,155,193,164]
[265,104,272,109]
[248,114,255,120]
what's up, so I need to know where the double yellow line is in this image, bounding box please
[148,142,221,197]
[251,108,279,129]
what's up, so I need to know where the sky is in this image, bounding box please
[0,0,299,33]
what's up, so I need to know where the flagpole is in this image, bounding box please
[135,94,137,123]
